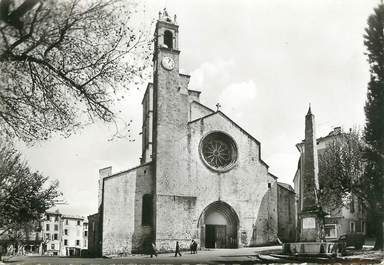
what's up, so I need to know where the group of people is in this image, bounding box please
[149,240,198,258]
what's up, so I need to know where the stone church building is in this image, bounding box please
[89,11,294,256]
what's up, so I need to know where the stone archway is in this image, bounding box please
[198,201,239,248]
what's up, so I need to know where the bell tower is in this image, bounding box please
[153,9,180,72]
[150,9,192,246]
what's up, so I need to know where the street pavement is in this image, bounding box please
[2,246,280,264]
[2,246,384,265]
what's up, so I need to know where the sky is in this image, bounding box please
[17,0,379,216]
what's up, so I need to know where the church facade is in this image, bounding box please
[91,12,291,256]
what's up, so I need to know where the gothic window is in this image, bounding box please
[164,30,173,49]
[200,132,237,172]
[142,194,153,226]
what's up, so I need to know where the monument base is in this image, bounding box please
[300,209,323,242]
[283,242,338,256]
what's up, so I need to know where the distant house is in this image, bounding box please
[0,210,88,257]
[41,210,88,256]
[293,127,367,241]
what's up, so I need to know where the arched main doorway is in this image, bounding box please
[198,201,239,248]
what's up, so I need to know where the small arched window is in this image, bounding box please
[142,194,153,226]
[164,30,173,49]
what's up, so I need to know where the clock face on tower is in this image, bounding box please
[161,56,175,71]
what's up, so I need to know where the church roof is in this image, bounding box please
[190,100,214,113]
[188,110,269,169]
[103,162,152,181]
[268,172,278,180]
[277,182,295,193]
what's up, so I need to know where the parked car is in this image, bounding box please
[337,233,365,251]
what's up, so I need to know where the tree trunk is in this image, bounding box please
[373,215,383,250]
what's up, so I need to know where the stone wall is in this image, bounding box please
[102,170,136,255]
[87,213,101,257]
[277,184,296,242]
[156,195,197,252]
[102,163,152,256]
[132,164,154,253]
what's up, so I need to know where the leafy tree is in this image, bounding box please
[363,3,384,250]
[0,0,151,143]
[0,142,61,238]
[318,129,366,213]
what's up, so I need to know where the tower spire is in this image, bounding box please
[307,103,312,115]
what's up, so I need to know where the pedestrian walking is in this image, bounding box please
[193,240,198,254]
[190,240,194,254]
[174,241,182,257]
[150,242,157,258]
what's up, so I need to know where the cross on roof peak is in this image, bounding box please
[216,103,221,111]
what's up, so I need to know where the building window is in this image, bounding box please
[324,224,337,239]
[77,220,81,226]
[362,221,366,233]
[84,240,87,248]
[200,132,238,171]
[46,214,50,221]
[54,224,58,231]
[65,219,69,225]
[54,216,58,222]
[83,223,88,229]
[64,229,68,235]
[164,30,173,49]
[45,233,50,240]
[46,224,50,231]
[53,234,58,240]
[350,221,356,233]
[76,240,80,246]
[84,231,88,237]
[51,244,55,250]
[142,194,153,226]
[64,239,68,246]
[356,221,362,232]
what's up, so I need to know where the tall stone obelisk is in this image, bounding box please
[300,105,320,242]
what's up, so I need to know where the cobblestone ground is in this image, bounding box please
[1,246,383,265]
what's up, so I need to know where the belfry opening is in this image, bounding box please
[198,201,239,249]
[164,30,173,49]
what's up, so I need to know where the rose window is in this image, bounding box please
[200,132,237,171]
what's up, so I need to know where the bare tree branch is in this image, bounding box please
[0,0,152,143]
